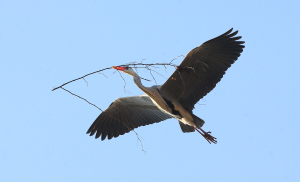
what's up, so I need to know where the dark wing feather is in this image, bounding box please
[160,28,245,111]
[86,95,172,140]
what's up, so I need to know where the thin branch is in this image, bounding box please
[98,72,108,78]
[133,64,139,73]
[146,66,157,85]
[52,67,112,91]
[140,77,151,82]
[101,112,146,153]
[136,134,147,154]
[117,70,131,94]
[83,78,88,86]
[61,87,103,111]
[169,55,184,64]
[149,65,159,69]
[151,69,167,79]
[123,62,178,68]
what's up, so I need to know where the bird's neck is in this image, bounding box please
[133,72,144,90]
[133,73,153,97]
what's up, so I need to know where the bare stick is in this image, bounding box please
[169,55,184,64]
[151,69,167,79]
[99,72,108,78]
[52,62,178,92]
[140,77,151,82]
[164,65,167,73]
[117,70,131,94]
[52,67,112,91]
[147,66,157,85]
[61,87,103,111]
[83,78,88,86]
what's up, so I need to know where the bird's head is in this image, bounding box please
[112,66,135,76]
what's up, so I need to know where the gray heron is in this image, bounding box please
[87,28,245,144]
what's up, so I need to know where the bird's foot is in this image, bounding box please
[194,127,217,144]
[202,130,217,144]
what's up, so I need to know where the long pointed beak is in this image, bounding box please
[112,66,126,71]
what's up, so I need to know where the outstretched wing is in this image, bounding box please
[160,28,245,111]
[87,95,172,140]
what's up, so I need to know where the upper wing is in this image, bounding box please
[86,95,172,140]
[160,28,245,111]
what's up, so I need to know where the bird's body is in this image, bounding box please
[132,73,196,128]
[131,71,190,123]
[87,28,245,143]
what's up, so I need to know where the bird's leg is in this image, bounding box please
[193,126,217,144]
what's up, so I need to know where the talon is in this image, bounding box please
[203,132,217,144]
[193,127,217,144]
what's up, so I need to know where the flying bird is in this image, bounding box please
[87,28,245,144]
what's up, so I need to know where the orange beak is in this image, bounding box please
[112,66,127,71]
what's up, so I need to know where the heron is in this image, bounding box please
[87,28,245,144]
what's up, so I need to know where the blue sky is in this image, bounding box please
[1,0,300,181]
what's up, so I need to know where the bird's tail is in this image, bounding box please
[192,114,205,128]
[178,121,195,133]
[178,114,205,133]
